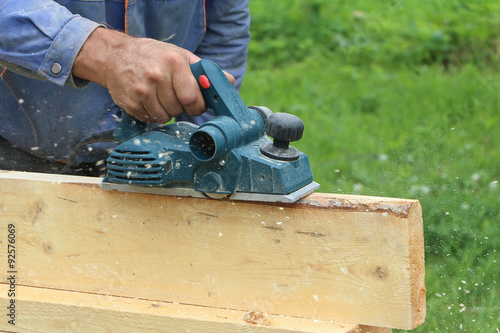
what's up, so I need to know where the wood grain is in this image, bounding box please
[0,171,424,329]
[0,284,391,333]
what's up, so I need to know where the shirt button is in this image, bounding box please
[50,63,62,75]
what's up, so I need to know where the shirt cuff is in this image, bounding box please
[38,16,104,87]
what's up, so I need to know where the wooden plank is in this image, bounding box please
[0,284,390,333]
[0,171,425,329]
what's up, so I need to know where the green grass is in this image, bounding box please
[248,0,500,69]
[241,1,500,331]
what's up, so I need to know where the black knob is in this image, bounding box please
[260,113,304,161]
[265,113,304,147]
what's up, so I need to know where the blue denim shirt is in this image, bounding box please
[0,0,250,163]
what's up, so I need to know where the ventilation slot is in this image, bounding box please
[106,149,166,184]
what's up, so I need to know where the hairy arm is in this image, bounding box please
[72,28,232,123]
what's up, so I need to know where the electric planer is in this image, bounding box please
[100,59,319,203]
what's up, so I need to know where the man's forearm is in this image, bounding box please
[71,27,212,123]
[71,27,235,124]
[72,27,131,86]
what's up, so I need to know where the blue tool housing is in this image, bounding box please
[102,60,315,197]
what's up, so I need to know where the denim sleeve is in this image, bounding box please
[0,0,101,87]
[196,0,250,92]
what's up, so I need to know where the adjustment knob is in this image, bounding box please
[265,113,304,146]
[260,113,304,161]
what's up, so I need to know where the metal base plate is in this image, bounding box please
[100,181,320,203]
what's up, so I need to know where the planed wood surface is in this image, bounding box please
[0,284,390,333]
[0,171,425,330]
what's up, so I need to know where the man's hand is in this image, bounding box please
[72,27,235,123]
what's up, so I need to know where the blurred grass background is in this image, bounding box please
[240,0,500,331]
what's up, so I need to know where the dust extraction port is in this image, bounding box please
[190,130,216,161]
[189,120,238,162]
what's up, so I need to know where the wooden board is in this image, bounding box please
[0,284,390,333]
[0,171,425,330]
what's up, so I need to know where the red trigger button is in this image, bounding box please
[199,75,210,89]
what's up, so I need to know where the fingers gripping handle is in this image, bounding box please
[115,60,258,144]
